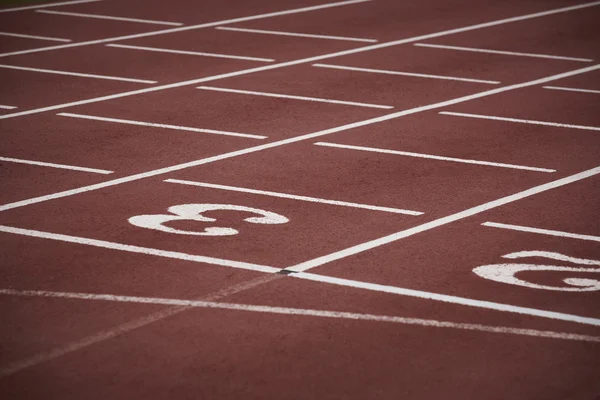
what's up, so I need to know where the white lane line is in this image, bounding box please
[58,112,266,140]
[0,225,279,274]
[164,179,423,216]
[314,142,555,173]
[313,63,500,84]
[0,0,100,13]
[106,43,274,63]
[216,26,377,43]
[197,86,393,109]
[0,156,113,174]
[483,222,600,242]
[287,165,600,272]
[543,85,600,94]
[292,272,600,327]
[0,64,156,84]
[414,43,594,63]
[0,31,71,42]
[35,9,183,26]
[1,64,598,212]
[0,105,17,109]
[2,288,599,343]
[440,111,600,132]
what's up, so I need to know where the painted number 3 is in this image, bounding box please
[129,203,289,236]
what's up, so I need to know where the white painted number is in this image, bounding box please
[473,250,600,292]
[129,203,289,236]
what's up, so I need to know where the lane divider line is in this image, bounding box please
[0,0,100,13]
[164,179,424,215]
[0,64,156,84]
[439,111,600,132]
[58,112,267,139]
[414,43,594,62]
[0,31,71,42]
[482,221,600,242]
[0,105,17,109]
[216,26,378,43]
[314,142,556,173]
[196,85,394,109]
[0,156,113,174]
[313,63,500,84]
[106,43,274,63]
[543,85,600,94]
[35,9,184,26]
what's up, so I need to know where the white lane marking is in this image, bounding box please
[440,111,600,132]
[197,86,393,109]
[105,43,274,63]
[0,105,17,109]
[35,9,183,26]
[0,156,112,174]
[2,288,599,343]
[504,250,600,265]
[165,179,424,216]
[287,166,600,272]
[543,85,600,94]
[58,112,266,139]
[292,272,600,327]
[216,26,377,43]
[0,0,373,57]
[0,64,156,84]
[414,43,594,62]
[483,222,600,242]
[0,31,71,42]
[0,0,100,13]
[313,63,500,84]
[1,64,598,212]
[0,225,279,274]
[315,142,555,173]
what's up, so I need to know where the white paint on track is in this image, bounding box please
[313,63,500,84]
[287,166,600,272]
[0,225,279,274]
[414,43,594,62]
[106,44,274,63]
[0,105,16,109]
[0,31,71,42]
[197,86,393,109]
[0,64,156,84]
[1,288,598,344]
[483,222,600,242]
[315,142,555,172]
[0,0,100,13]
[440,111,600,132]
[0,156,113,174]
[543,85,600,94]
[58,112,266,139]
[164,179,424,216]
[1,64,598,212]
[216,26,377,43]
[36,9,183,26]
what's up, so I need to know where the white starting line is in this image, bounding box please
[35,9,184,26]
[216,26,377,43]
[0,64,156,84]
[0,156,113,174]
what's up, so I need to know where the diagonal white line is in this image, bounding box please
[0,105,17,110]
[0,64,156,84]
[36,9,183,26]
[482,222,600,242]
[0,31,71,42]
[0,156,113,174]
[0,0,100,13]
[543,85,600,94]
[106,44,274,63]
[216,26,377,43]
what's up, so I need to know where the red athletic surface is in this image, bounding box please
[1,0,599,399]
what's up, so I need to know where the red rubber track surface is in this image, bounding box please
[1,0,599,399]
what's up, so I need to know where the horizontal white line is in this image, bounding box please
[216,26,377,43]
[2,288,599,343]
[164,179,423,216]
[440,111,600,132]
[0,105,16,109]
[315,142,555,172]
[0,31,71,42]
[58,113,266,139]
[106,43,274,63]
[36,9,183,26]
[293,272,600,327]
[197,86,393,109]
[543,85,600,94]
[0,156,113,174]
[483,222,600,242]
[0,0,100,13]
[414,43,594,62]
[0,225,279,274]
[0,64,156,84]
[313,63,500,84]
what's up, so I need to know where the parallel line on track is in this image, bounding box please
[543,85,600,94]
[0,0,100,13]
[36,9,183,26]
[0,64,156,84]
[216,26,377,43]
[0,156,113,174]
[482,222,600,242]
[0,105,17,110]
[0,31,71,42]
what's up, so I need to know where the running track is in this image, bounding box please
[0,0,599,398]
